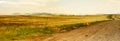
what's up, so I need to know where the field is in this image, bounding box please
[0,15,111,41]
[112,14,120,20]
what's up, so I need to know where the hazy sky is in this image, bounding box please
[0,0,120,15]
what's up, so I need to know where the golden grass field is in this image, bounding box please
[0,15,112,41]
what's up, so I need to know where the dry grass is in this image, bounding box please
[0,15,110,41]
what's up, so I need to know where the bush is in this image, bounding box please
[90,20,110,24]
[42,27,54,34]
[107,15,114,20]
[58,23,87,32]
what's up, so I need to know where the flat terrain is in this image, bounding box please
[0,15,109,41]
[43,20,120,41]
[0,15,108,27]
[0,15,114,41]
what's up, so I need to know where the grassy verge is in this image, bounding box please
[57,20,111,32]
[90,20,111,24]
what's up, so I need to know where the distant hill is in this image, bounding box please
[31,13,55,16]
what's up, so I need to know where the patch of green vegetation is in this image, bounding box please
[57,23,87,32]
[107,15,114,20]
[90,20,110,24]
[0,26,54,41]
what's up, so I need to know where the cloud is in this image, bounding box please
[0,0,59,6]
[0,0,60,11]
[27,0,59,3]
[0,0,120,15]
[103,0,120,4]
[109,0,120,2]
[3,0,59,3]
[0,1,4,3]
[0,1,41,6]
[0,0,60,13]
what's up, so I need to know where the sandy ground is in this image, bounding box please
[43,20,120,41]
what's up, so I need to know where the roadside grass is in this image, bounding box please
[58,23,87,32]
[90,20,111,24]
[57,20,111,32]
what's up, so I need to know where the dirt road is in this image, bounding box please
[43,20,120,41]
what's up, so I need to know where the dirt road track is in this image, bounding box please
[43,20,120,41]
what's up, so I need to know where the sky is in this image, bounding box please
[0,0,120,15]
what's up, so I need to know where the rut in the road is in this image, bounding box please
[43,20,120,41]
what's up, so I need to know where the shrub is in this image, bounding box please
[107,15,114,20]
[58,23,87,32]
